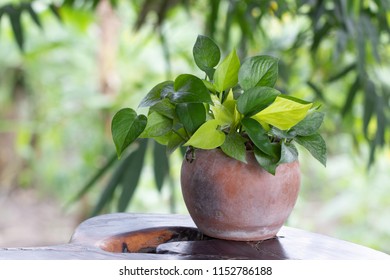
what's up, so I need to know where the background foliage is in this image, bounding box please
[0,0,389,253]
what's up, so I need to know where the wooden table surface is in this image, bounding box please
[0,213,389,260]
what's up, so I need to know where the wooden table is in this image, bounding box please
[0,213,389,260]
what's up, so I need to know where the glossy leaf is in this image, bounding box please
[241,118,277,157]
[295,133,327,166]
[237,86,280,116]
[238,55,279,90]
[139,81,174,108]
[292,111,325,136]
[149,98,176,119]
[220,131,247,163]
[172,74,213,104]
[210,94,235,127]
[176,103,206,135]
[252,96,312,130]
[184,119,225,149]
[140,111,172,138]
[193,35,220,78]
[254,148,278,175]
[167,128,186,155]
[214,49,240,92]
[278,142,298,164]
[111,108,147,157]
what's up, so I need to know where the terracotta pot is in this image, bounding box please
[180,148,300,241]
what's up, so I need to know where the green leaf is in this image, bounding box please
[278,142,298,164]
[292,111,325,136]
[295,133,327,166]
[153,141,170,192]
[26,4,42,29]
[149,98,176,119]
[237,86,280,116]
[176,103,206,135]
[8,7,24,50]
[241,118,278,157]
[139,81,174,108]
[254,148,278,175]
[140,111,172,138]
[167,128,186,154]
[220,131,247,163]
[91,148,139,216]
[172,74,213,104]
[193,35,220,78]
[210,94,235,127]
[252,96,312,130]
[184,119,226,149]
[238,55,279,90]
[111,108,147,157]
[118,139,148,212]
[214,49,240,92]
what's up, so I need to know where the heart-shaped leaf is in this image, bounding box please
[238,55,279,90]
[237,86,280,116]
[252,96,312,130]
[172,74,213,104]
[184,119,226,149]
[193,35,220,79]
[214,49,240,92]
[111,108,147,157]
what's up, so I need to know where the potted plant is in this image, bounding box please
[111,35,326,241]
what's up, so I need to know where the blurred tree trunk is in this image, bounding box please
[97,0,121,137]
[0,68,30,190]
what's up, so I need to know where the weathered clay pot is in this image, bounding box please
[180,148,300,241]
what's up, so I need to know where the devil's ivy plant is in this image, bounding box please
[111,35,326,174]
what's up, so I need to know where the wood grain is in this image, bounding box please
[0,213,389,260]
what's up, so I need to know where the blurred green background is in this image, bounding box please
[0,0,389,253]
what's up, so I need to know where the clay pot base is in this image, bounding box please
[181,148,301,241]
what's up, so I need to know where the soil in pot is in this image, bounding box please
[180,148,300,241]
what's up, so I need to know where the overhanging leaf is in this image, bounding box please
[254,148,278,175]
[184,119,225,149]
[292,111,325,136]
[238,55,279,90]
[220,131,247,163]
[252,96,312,130]
[111,108,147,157]
[295,133,327,166]
[278,142,298,164]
